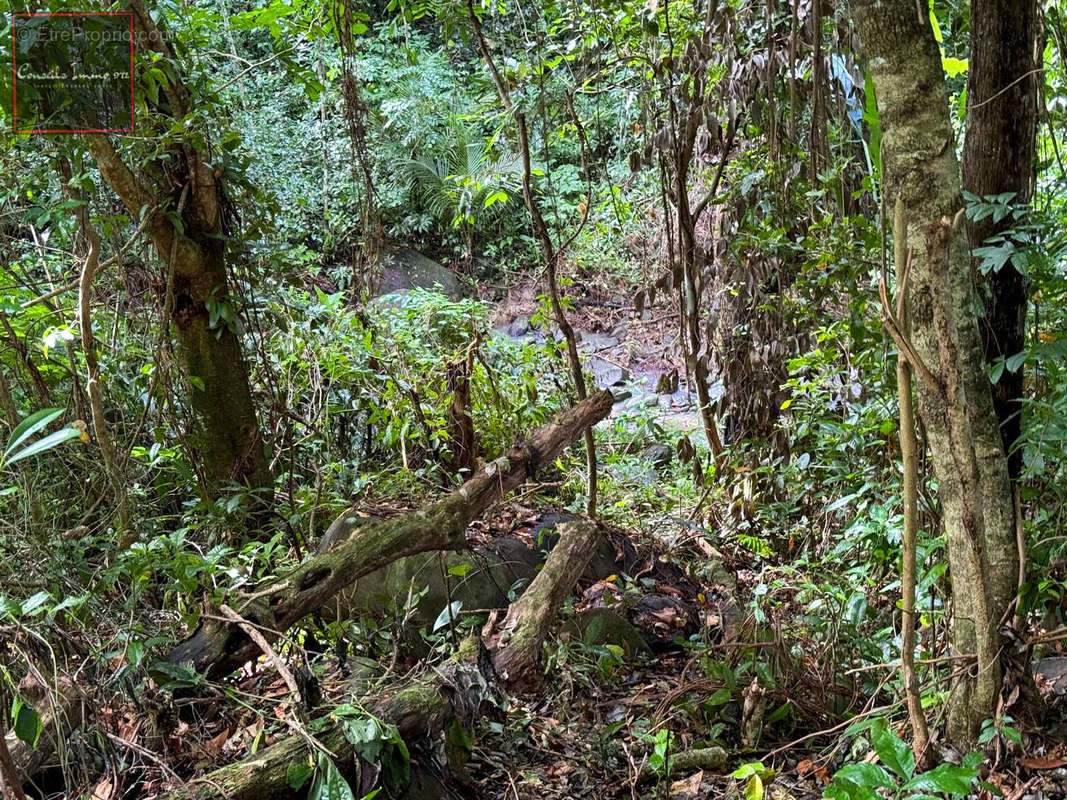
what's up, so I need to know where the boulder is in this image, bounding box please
[506,315,532,337]
[588,356,630,388]
[563,608,650,657]
[640,443,673,471]
[371,248,468,300]
[525,512,638,580]
[1035,657,1067,694]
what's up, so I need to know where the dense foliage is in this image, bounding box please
[0,0,1066,798]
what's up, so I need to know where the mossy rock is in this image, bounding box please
[372,248,469,300]
[327,537,541,637]
[563,608,650,657]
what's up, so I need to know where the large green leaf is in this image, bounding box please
[902,763,979,796]
[11,696,42,749]
[308,752,356,800]
[3,408,64,460]
[870,719,915,779]
[823,778,881,800]
[833,763,895,790]
[5,427,82,466]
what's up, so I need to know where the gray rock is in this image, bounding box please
[563,608,650,657]
[370,247,468,300]
[527,512,637,580]
[580,333,620,353]
[641,443,673,470]
[1035,658,1067,694]
[588,356,630,388]
[506,315,532,337]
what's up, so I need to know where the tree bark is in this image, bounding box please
[963,0,1039,481]
[167,391,614,679]
[850,0,1017,745]
[490,519,601,685]
[81,2,273,505]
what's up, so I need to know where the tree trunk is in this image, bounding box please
[850,0,1017,746]
[167,391,614,679]
[81,1,273,507]
[963,0,1039,481]
[490,519,601,685]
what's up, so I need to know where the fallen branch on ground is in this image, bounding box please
[168,390,615,679]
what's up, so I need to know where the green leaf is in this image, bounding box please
[5,427,82,466]
[433,600,463,632]
[870,719,915,779]
[902,763,979,795]
[12,697,42,748]
[744,773,764,800]
[833,763,894,789]
[20,591,52,616]
[4,408,64,459]
[308,752,356,800]
[48,594,87,619]
[824,778,880,800]
[928,4,943,43]
[942,57,968,76]
[340,716,385,763]
[287,758,315,790]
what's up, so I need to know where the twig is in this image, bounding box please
[218,604,303,710]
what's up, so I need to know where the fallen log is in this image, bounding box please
[158,639,491,800]
[168,390,614,679]
[163,517,615,799]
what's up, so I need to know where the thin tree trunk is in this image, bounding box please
[0,370,17,428]
[890,199,930,759]
[963,0,1039,482]
[335,0,383,291]
[810,0,829,175]
[61,158,132,542]
[465,0,598,517]
[851,0,1017,746]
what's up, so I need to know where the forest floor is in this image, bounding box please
[31,275,1067,800]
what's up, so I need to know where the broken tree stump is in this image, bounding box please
[490,518,602,685]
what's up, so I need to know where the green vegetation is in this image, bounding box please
[0,0,1065,798]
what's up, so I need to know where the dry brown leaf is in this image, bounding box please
[202,726,233,755]
[670,770,703,796]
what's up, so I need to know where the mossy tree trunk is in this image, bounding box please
[83,1,272,507]
[850,0,1017,746]
[490,519,601,685]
